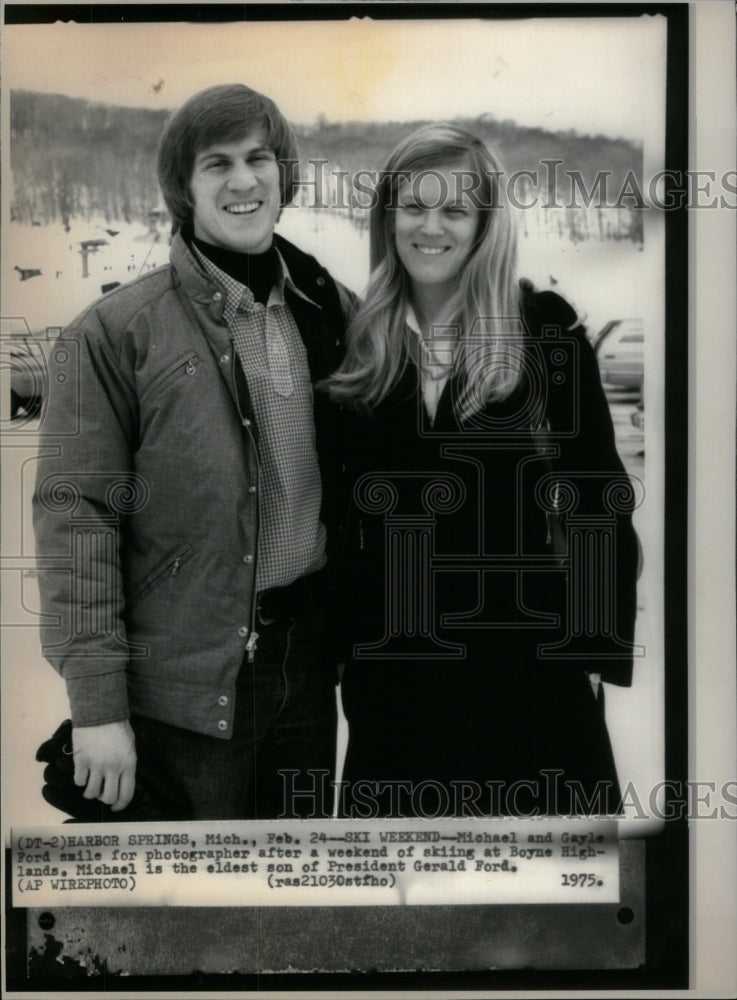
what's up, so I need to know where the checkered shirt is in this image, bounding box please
[194,245,327,591]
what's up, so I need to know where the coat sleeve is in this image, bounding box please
[334,280,361,326]
[32,310,141,726]
[535,291,640,686]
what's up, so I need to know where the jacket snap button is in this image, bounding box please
[218,695,228,706]
[213,291,223,301]
[220,354,230,365]
[316,277,325,286]
[238,625,249,637]
[218,720,228,731]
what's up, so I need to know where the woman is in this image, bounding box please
[325,124,639,817]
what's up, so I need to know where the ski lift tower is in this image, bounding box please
[78,238,109,278]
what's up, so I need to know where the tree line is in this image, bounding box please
[10,90,643,240]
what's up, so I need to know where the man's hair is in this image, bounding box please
[157,83,299,234]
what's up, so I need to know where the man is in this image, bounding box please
[33,84,348,820]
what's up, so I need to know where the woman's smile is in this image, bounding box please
[393,158,479,296]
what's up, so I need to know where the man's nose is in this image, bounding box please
[226,160,258,190]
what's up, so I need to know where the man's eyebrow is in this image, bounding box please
[196,145,275,162]
[194,149,232,164]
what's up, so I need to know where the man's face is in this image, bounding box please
[190,130,282,254]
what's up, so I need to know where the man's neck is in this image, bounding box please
[191,233,279,306]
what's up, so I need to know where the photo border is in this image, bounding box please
[0,1,703,994]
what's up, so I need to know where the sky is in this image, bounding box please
[2,15,666,143]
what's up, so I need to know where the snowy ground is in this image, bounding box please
[3,211,649,337]
[3,219,172,336]
[278,207,649,337]
[2,214,662,830]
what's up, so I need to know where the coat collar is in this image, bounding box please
[169,231,327,322]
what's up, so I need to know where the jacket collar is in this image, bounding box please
[168,230,344,385]
[169,231,324,323]
[190,240,320,317]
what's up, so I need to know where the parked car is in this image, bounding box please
[591,318,644,391]
[7,336,46,419]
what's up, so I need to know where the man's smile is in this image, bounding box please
[224,201,261,215]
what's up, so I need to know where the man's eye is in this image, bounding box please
[399,204,421,213]
[447,207,468,215]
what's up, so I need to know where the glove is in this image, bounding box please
[36,719,192,822]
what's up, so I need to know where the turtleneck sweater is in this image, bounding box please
[191,233,279,305]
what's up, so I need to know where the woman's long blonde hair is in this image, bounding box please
[325,123,524,422]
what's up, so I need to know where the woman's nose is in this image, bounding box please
[419,210,444,236]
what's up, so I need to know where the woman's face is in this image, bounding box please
[392,158,481,297]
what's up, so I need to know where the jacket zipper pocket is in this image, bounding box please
[125,544,195,612]
[140,352,199,407]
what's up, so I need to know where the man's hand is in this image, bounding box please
[72,720,137,812]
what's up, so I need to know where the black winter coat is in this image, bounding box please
[335,288,639,817]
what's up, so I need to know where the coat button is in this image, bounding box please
[243,554,253,564]
[218,695,228,706]
[220,354,230,365]
[218,720,228,731]
[238,625,249,637]
[316,276,325,287]
[248,486,257,494]
[213,291,223,301]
